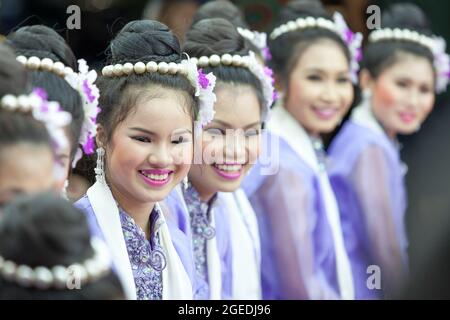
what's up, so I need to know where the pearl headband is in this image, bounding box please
[369,28,434,51]
[188,51,276,122]
[237,27,271,61]
[269,13,363,84]
[101,61,188,78]
[101,58,217,131]
[16,55,75,78]
[0,238,111,290]
[369,28,450,93]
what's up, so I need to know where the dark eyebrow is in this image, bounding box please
[243,121,263,129]
[210,119,262,130]
[305,68,325,74]
[305,68,350,75]
[210,119,233,127]
[172,128,193,135]
[129,127,156,135]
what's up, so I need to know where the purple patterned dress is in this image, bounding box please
[183,183,217,299]
[164,186,233,300]
[118,207,165,300]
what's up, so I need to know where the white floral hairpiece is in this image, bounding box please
[237,27,272,61]
[332,12,363,84]
[269,13,363,84]
[181,57,217,134]
[0,238,111,290]
[1,89,72,180]
[189,51,276,122]
[65,59,101,167]
[16,55,101,167]
[369,28,450,93]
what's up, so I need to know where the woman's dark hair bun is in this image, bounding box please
[0,192,92,267]
[191,0,249,29]
[110,20,182,65]
[0,42,28,96]
[279,0,329,22]
[7,25,77,70]
[381,3,431,35]
[184,18,248,57]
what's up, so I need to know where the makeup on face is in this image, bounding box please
[188,84,262,199]
[138,168,174,187]
[0,144,55,206]
[370,54,435,137]
[104,88,194,207]
[285,40,354,135]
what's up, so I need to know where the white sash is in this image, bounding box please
[87,181,193,300]
[174,185,222,299]
[268,105,355,300]
[351,99,385,136]
[222,189,262,299]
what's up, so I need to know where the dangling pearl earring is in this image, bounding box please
[61,180,69,200]
[362,88,372,102]
[95,147,105,184]
[182,176,189,191]
[415,123,422,132]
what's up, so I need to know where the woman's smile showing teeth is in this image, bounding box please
[138,169,173,187]
[312,106,339,120]
[212,163,243,180]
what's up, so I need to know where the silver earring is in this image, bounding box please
[182,176,189,191]
[362,88,372,101]
[61,179,69,200]
[95,147,105,184]
[415,123,422,132]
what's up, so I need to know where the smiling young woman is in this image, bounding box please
[164,16,274,300]
[73,20,216,300]
[328,2,449,299]
[242,0,362,300]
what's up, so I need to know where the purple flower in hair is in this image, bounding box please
[345,29,354,44]
[273,90,279,102]
[91,106,101,123]
[33,87,48,100]
[198,69,210,89]
[262,47,272,61]
[264,66,275,86]
[83,135,96,155]
[356,47,363,62]
[83,79,96,103]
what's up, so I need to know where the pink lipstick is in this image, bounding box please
[138,169,173,187]
[211,163,243,180]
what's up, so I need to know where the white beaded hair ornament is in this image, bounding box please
[369,28,450,93]
[0,238,111,290]
[269,12,363,84]
[16,55,101,167]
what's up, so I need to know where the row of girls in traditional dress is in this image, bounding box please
[1,0,449,300]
